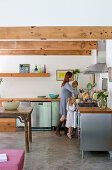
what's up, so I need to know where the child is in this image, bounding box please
[66,96,78,139]
[72,81,78,90]
[71,81,85,98]
[71,81,78,98]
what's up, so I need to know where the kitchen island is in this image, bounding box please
[78,107,112,159]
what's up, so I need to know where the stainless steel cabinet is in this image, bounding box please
[30,102,38,128]
[80,113,112,159]
[31,102,51,129]
[17,101,60,130]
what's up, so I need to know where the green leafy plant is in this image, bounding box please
[72,69,81,99]
[0,78,2,84]
[86,82,96,95]
[93,90,109,100]
[72,69,81,81]
[97,91,108,100]
[87,82,96,90]
[94,90,109,109]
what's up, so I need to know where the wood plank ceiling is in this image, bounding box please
[0,41,97,50]
[0,41,96,55]
[1,26,110,55]
[0,26,112,39]
[0,49,92,55]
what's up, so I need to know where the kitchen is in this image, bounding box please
[0,0,112,169]
[0,32,112,167]
[0,39,96,131]
[0,39,96,132]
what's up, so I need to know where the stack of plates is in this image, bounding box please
[37,96,46,98]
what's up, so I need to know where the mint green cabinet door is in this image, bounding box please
[51,101,60,126]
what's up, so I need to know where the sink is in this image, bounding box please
[78,103,98,107]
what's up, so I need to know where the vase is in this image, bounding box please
[98,97,107,109]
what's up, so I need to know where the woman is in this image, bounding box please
[56,71,79,137]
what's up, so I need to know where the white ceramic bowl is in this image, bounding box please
[2,101,20,110]
[76,99,80,104]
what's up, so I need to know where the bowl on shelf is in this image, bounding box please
[49,94,59,99]
[2,101,20,111]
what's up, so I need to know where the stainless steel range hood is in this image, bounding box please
[84,40,108,74]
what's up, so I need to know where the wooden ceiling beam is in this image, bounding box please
[0,41,97,50]
[0,26,112,39]
[0,50,91,55]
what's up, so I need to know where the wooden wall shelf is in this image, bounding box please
[0,73,50,77]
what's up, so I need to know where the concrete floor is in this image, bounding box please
[0,130,112,170]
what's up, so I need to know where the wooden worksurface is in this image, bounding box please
[0,98,60,102]
[79,107,112,113]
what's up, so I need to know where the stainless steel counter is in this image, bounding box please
[79,110,112,159]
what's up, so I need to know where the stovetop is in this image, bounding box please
[78,103,98,107]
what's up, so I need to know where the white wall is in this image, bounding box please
[0,51,96,98]
[95,74,102,90]
[106,40,112,109]
[95,73,108,90]
[0,0,112,26]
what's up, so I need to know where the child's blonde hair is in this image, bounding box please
[67,96,75,111]
[72,81,78,87]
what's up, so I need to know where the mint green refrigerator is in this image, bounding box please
[51,101,60,128]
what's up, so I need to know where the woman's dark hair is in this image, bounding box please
[61,71,73,87]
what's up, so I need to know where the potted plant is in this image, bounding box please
[72,69,81,82]
[72,69,81,92]
[72,69,81,99]
[86,82,96,98]
[93,90,109,109]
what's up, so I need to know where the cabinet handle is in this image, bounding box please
[38,102,43,105]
